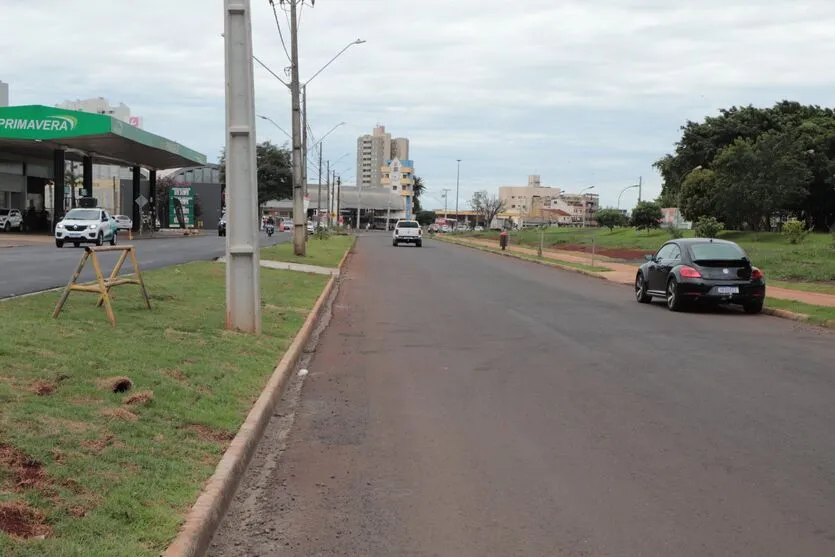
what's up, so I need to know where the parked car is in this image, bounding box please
[392,219,423,247]
[113,214,133,231]
[0,208,23,232]
[635,238,765,313]
[307,220,315,235]
[55,208,118,248]
[218,212,227,237]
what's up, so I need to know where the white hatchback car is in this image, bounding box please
[113,214,133,231]
[55,208,118,248]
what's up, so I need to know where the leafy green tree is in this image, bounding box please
[693,216,725,238]
[630,201,663,232]
[415,210,436,226]
[679,167,718,221]
[219,141,292,206]
[654,101,835,230]
[595,208,628,231]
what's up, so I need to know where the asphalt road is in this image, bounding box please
[0,231,290,299]
[209,232,835,557]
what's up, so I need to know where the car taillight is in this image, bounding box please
[751,267,764,280]
[679,266,701,278]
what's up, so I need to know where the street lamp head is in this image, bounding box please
[354,39,366,44]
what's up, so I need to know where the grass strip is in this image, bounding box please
[260,234,355,268]
[0,261,328,556]
[438,236,611,273]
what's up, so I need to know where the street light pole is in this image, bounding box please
[288,0,305,255]
[455,159,461,224]
[317,141,323,227]
[223,0,261,333]
[617,184,639,210]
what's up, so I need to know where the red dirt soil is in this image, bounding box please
[0,501,51,540]
[0,443,47,492]
[556,243,651,260]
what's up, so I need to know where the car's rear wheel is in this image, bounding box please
[666,278,685,312]
[417,241,422,247]
[743,299,764,314]
[392,240,398,246]
[635,272,651,303]
[73,242,80,248]
[110,231,117,246]
[95,232,104,246]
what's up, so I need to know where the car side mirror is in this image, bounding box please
[644,254,654,262]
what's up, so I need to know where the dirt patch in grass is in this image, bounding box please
[100,407,139,421]
[0,501,51,540]
[0,444,48,492]
[185,424,235,443]
[123,390,154,406]
[166,369,188,382]
[81,433,118,454]
[558,243,650,261]
[30,380,56,396]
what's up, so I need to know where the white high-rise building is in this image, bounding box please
[55,97,145,180]
[356,125,410,188]
[0,80,9,107]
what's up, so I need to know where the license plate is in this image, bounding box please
[717,286,739,294]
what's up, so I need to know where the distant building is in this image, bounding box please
[0,80,8,107]
[356,125,410,188]
[661,207,692,229]
[554,192,600,226]
[499,175,562,219]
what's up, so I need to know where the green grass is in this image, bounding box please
[765,298,835,328]
[260,234,355,268]
[770,280,835,296]
[459,228,835,282]
[0,262,329,556]
[439,236,611,273]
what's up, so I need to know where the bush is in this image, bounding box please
[782,219,808,244]
[313,225,331,240]
[667,224,684,239]
[693,216,724,238]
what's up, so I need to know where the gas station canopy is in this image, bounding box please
[0,105,206,169]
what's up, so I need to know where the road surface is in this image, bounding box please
[0,231,289,299]
[209,232,835,557]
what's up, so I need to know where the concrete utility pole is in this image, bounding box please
[317,141,323,227]
[442,188,451,218]
[223,0,261,333]
[335,173,341,224]
[356,180,362,229]
[638,175,643,203]
[325,159,331,226]
[287,0,306,255]
[455,159,461,219]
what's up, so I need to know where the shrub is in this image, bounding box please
[782,219,808,244]
[667,224,684,239]
[693,216,724,238]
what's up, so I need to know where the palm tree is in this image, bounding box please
[412,176,425,213]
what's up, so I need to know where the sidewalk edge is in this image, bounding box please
[162,239,355,557]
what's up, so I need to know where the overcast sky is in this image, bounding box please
[4,0,835,210]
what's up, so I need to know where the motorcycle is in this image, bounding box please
[265,223,275,237]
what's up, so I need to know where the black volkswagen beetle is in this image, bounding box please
[635,238,765,313]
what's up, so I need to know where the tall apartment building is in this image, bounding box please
[55,97,145,180]
[356,125,410,188]
[0,80,9,107]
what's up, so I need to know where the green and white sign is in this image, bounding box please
[169,185,195,228]
[0,105,110,139]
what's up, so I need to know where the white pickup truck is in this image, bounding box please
[392,219,423,247]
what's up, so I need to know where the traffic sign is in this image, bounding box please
[135,194,148,208]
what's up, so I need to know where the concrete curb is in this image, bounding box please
[437,237,833,329]
[163,238,355,557]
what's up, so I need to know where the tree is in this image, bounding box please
[412,176,425,213]
[631,201,663,232]
[678,167,718,222]
[470,191,505,228]
[595,208,628,231]
[219,141,292,206]
[654,101,835,230]
[415,210,436,226]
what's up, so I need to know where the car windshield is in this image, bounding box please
[0,209,9,216]
[397,221,419,228]
[65,209,100,221]
[690,242,747,262]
